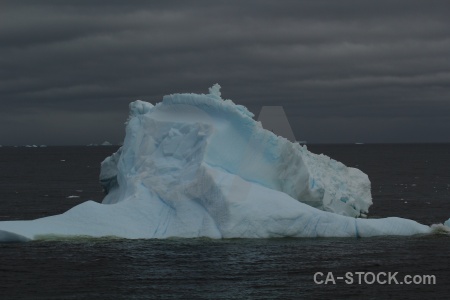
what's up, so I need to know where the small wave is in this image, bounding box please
[33,234,123,242]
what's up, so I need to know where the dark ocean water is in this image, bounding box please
[0,145,449,299]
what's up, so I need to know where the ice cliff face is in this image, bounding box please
[0,85,444,241]
[101,84,372,218]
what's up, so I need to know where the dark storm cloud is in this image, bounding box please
[1,0,450,144]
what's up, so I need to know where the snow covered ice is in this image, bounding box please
[0,85,447,241]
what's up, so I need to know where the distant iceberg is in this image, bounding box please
[0,85,447,241]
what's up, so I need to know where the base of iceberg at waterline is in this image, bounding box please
[0,180,435,241]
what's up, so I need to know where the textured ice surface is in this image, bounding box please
[0,85,443,241]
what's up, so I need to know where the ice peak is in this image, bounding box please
[208,83,222,100]
[129,100,154,117]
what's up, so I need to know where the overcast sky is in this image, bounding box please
[1,1,450,145]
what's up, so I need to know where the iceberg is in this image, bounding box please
[0,85,446,241]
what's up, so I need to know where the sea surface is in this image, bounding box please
[0,144,449,299]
